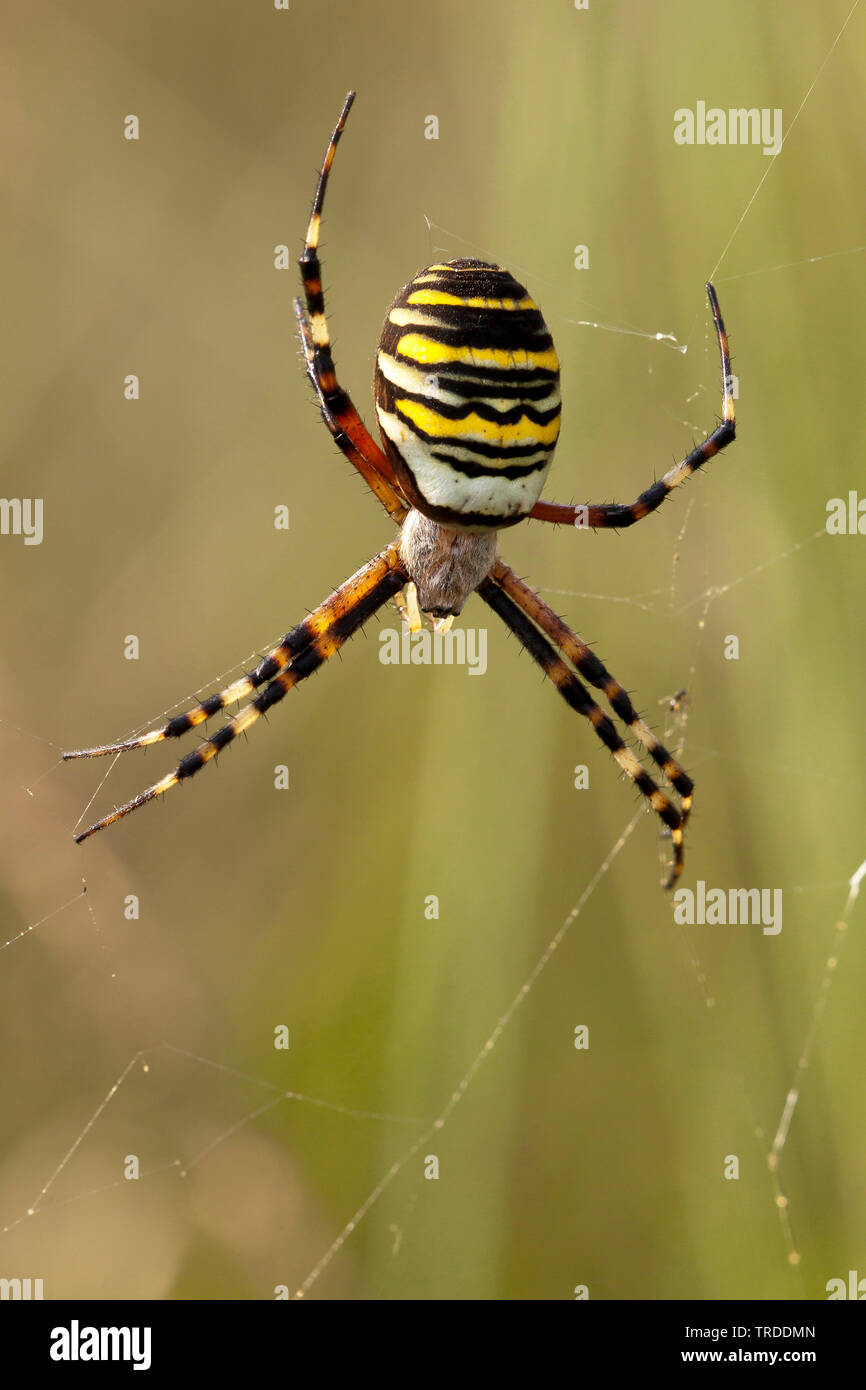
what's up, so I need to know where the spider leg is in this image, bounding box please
[529,283,735,530]
[68,543,408,842]
[65,638,302,759]
[491,559,693,820]
[298,91,408,524]
[295,298,407,523]
[477,571,689,888]
[63,545,406,760]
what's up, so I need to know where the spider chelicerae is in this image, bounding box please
[65,91,736,887]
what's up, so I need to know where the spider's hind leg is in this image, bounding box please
[480,560,694,887]
[67,543,408,842]
[492,560,694,820]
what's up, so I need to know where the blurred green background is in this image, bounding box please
[1,0,865,1300]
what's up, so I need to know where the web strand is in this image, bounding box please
[294,809,643,1297]
[761,857,866,1269]
[709,0,863,281]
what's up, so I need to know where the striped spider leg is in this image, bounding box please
[480,562,694,888]
[295,90,409,526]
[529,283,736,529]
[64,545,407,841]
[64,94,410,843]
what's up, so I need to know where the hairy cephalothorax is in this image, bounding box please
[64,91,736,887]
[399,510,497,617]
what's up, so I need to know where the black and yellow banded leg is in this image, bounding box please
[491,559,694,825]
[298,91,408,524]
[67,544,408,842]
[294,298,407,523]
[65,630,303,760]
[530,283,735,530]
[477,576,687,888]
[63,543,406,760]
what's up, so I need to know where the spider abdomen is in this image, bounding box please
[375,259,561,530]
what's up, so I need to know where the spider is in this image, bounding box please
[64,91,736,887]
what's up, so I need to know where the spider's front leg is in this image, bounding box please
[529,283,735,531]
[295,91,408,525]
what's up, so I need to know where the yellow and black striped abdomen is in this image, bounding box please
[375,259,561,529]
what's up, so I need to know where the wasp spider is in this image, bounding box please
[65,92,736,886]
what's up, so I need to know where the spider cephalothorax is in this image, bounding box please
[398,509,497,617]
[65,91,736,888]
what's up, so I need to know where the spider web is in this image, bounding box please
[2,0,865,1301]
